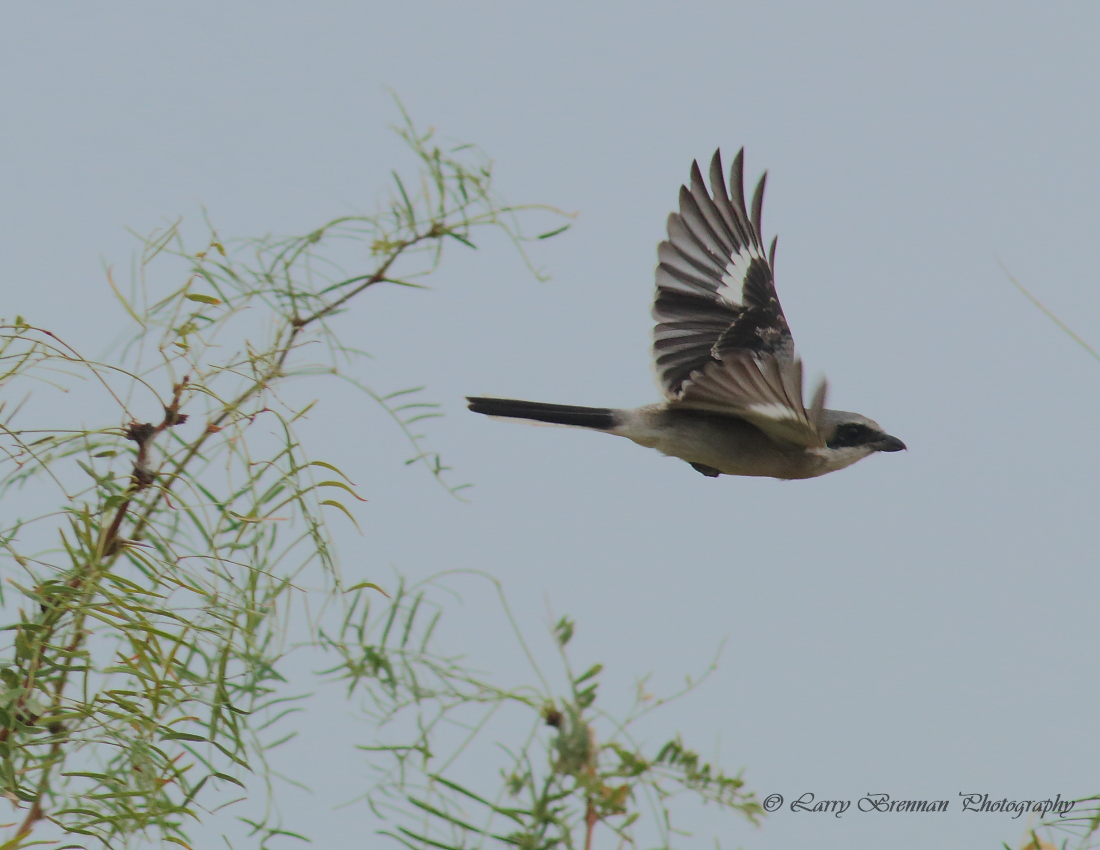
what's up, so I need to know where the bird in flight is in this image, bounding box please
[468,150,904,480]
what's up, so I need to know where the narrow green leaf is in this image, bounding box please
[345,581,390,597]
[184,293,222,305]
[307,460,355,484]
[574,663,603,685]
[212,772,246,788]
[394,825,474,850]
[407,796,485,834]
[160,731,207,743]
[392,171,416,226]
[429,774,527,824]
[317,480,367,502]
[382,386,426,400]
[537,223,572,239]
[105,266,144,326]
[320,499,362,531]
[447,231,476,249]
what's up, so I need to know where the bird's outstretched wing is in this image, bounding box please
[651,149,827,447]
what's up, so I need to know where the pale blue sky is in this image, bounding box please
[3,4,1100,849]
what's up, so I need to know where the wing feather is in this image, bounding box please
[665,211,729,280]
[730,149,750,225]
[687,161,739,257]
[652,149,828,444]
[653,148,795,395]
[708,152,750,247]
[672,191,734,278]
[750,171,767,240]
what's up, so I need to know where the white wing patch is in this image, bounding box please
[716,244,764,302]
[747,401,803,422]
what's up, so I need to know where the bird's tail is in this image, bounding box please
[466,397,618,431]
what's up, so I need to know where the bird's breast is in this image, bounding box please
[614,406,823,479]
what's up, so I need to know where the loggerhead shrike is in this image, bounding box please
[468,150,904,480]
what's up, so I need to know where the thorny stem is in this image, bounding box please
[291,228,436,328]
[99,377,189,558]
[584,797,598,850]
[124,233,425,550]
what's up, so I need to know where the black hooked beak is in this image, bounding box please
[873,434,906,452]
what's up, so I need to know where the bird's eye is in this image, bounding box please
[828,423,874,448]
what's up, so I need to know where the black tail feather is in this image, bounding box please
[466,397,617,430]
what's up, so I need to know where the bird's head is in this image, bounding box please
[824,410,906,453]
[805,410,906,474]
